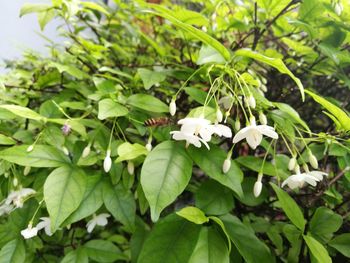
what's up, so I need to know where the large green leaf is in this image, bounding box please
[274,102,310,132]
[0,145,70,167]
[103,182,136,232]
[0,240,25,263]
[197,45,226,65]
[84,240,128,262]
[126,94,168,113]
[144,4,230,61]
[270,184,306,231]
[303,235,331,263]
[138,214,201,263]
[195,180,234,215]
[221,214,275,263]
[137,68,167,90]
[309,207,343,244]
[64,174,104,225]
[188,145,243,198]
[116,142,148,162]
[61,248,88,263]
[235,49,304,100]
[140,141,193,222]
[19,3,51,17]
[305,89,350,131]
[189,227,230,263]
[0,105,45,121]
[98,98,128,120]
[44,166,87,232]
[329,233,350,258]
[0,134,16,145]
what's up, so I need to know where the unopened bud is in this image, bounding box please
[235,119,241,131]
[249,116,256,126]
[254,173,263,197]
[127,161,135,175]
[222,158,231,173]
[294,164,301,174]
[27,145,34,152]
[216,109,223,123]
[302,163,309,173]
[23,166,31,176]
[259,112,267,125]
[169,99,176,116]
[224,111,230,123]
[62,146,69,156]
[82,144,91,158]
[334,2,343,16]
[309,153,318,169]
[61,123,72,136]
[13,178,18,187]
[247,95,256,109]
[146,143,152,152]
[103,150,112,173]
[288,157,296,171]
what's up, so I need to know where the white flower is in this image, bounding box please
[21,224,38,239]
[169,99,176,116]
[281,170,327,190]
[127,161,135,175]
[36,217,52,236]
[6,188,36,208]
[288,157,297,171]
[86,213,110,233]
[103,150,112,173]
[222,158,231,173]
[0,203,13,216]
[82,144,91,158]
[232,117,278,149]
[253,173,263,197]
[178,117,213,141]
[171,131,210,149]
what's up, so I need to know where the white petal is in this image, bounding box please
[232,126,252,143]
[246,130,262,149]
[96,214,110,226]
[308,171,328,180]
[212,124,232,138]
[199,127,212,142]
[302,174,318,187]
[86,220,97,233]
[21,227,38,239]
[257,125,278,139]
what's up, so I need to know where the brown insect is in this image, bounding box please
[144,117,172,127]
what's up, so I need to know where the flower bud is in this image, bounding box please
[61,123,72,136]
[302,163,309,173]
[169,99,176,116]
[224,111,230,123]
[309,153,318,169]
[62,146,69,156]
[247,95,256,109]
[259,112,267,125]
[82,144,91,158]
[23,166,31,176]
[235,119,241,131]
[216,109,223,123]
[288,157,296,171]
[253,181,263,197]
[127,161,135,175]
[222,158,231,173]
[146,143,152,152]
[13,178,18,187]
[27,145,34,152]
[249,115,256,126]
[334,2,343,16]
[103,150,112,173]
[294,164,301,174]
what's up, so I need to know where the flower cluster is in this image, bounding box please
[21,217,52,239]
[0,187,36,216]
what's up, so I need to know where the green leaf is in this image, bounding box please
[64,174,104,225]
[141,141,193,222]
[305,89,350,131]
[189,227,230,263]
[176,206,209,224]
[61,248,88,263]
[103,183,136,232]
[126,94,168,113]
[235,49,304,100]
[270,183,306,231]
[48,119,87,138]
[0,145,70,167]
[221,214,275,263]
[0,134,16,145]
[144,4,230,61]
[195,180,234,215]
[81,2,109,16]
[19,3,50,17]
[303,235,331,263]
[329,233,350,258]
[138,214,201,263]
[0,105,45,121]
[298,0,325,21]
[0,239,25,263]
[188,145,243,198]
[274,102,310,132]
[84,240,128,262]
[309,207,343,243]
[137,68,167,90]
[98,98,128,120]
[50,62,88,80]
[44,166,87,232]
[197,45,226,65]
[37,8,55,30]
[116,142,148,162]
